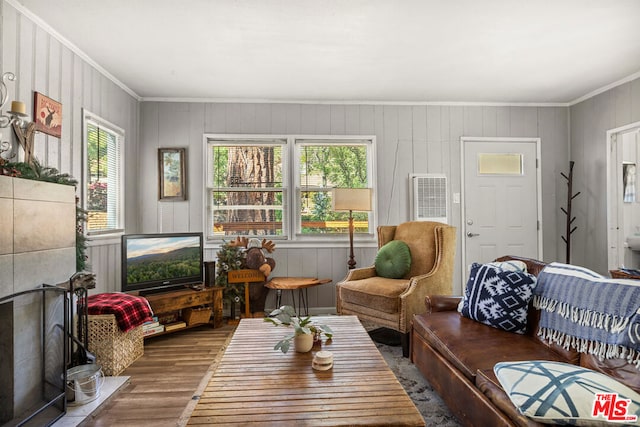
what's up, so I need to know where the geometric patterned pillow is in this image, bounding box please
[459,262,537,334]
[495,361,640,426]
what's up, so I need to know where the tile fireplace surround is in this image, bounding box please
[0,175,76,425]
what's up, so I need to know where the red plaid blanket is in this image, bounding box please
[88,293,153,332]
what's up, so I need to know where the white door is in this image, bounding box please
[462,138,541,271]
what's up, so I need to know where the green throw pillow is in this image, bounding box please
[375,241,412,279]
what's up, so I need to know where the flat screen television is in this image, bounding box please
[121,232,204,295]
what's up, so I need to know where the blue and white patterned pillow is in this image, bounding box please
[495,361,640,426]
[459,262,537,334]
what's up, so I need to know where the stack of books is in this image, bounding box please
[157,312,178,325]
[142,317,164,337]
[164,321,187,332]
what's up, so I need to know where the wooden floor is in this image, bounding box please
[81,324,234,427]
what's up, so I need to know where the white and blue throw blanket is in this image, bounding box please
[533,262,640,367]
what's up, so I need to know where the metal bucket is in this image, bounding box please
[66,364,104,405]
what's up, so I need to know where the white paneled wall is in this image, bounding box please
[141,102,569,309]
[570,77,640,273]
[2,2,139,293]
[3,0,574,308]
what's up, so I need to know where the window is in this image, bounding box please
[477,153,523,175]
[205,135,375,241]
[207,138,287,239]
[83,111,124,235]
[296,139,373,235]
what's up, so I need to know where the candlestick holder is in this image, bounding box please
[0,72,28,160]
[0,73,27,127]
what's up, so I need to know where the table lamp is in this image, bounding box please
[332,188,372,269]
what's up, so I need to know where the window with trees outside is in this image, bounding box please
[83,111,124,235]
[205,135,375,241]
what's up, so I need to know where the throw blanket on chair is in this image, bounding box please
[533,262,640,367]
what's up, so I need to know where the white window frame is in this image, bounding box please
[82,109,125,237]
[293,136,377,241]
[205,135,289,241]
[203,134,377,245]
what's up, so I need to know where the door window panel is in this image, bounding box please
[477,153,523,175]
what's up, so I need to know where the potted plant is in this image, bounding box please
[264,305,333,353]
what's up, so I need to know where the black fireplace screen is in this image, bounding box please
[0,284,69,427]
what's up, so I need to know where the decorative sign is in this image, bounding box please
[33,92,62,138]
[227,269,266,283]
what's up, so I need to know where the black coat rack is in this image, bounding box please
[561,161,580,263]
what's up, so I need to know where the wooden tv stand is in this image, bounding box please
[142,286,223,338]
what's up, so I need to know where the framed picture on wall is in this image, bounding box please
[158,148,187,201]
[33,92,62,138]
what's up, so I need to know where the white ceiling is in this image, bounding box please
[13,0,640,104]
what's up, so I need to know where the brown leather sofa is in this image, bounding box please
[410,255,640,427]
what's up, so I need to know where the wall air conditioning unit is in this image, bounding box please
[410,173,448,223]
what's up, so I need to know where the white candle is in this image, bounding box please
[10,101,26,115]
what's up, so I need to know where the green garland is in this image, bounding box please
[1,158,78,185]
[215,241,247,304]
[76,206,89,271]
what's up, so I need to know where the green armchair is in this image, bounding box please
[336,221,457,356]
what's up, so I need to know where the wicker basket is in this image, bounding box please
[183,307,212,326]
[87,314,144,376]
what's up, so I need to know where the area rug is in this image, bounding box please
[361,321,461,426]
[376,341,461,427]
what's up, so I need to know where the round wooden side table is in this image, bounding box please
[265,277,332,315]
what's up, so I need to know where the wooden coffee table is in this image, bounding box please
[189,315,425,426]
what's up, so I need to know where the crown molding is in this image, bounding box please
[569,70,640,106]
[6,0,141,101]
[141,96,570,107]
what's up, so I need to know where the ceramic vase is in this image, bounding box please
[293,333,314,353]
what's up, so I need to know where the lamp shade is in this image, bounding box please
[332,188,372,212]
